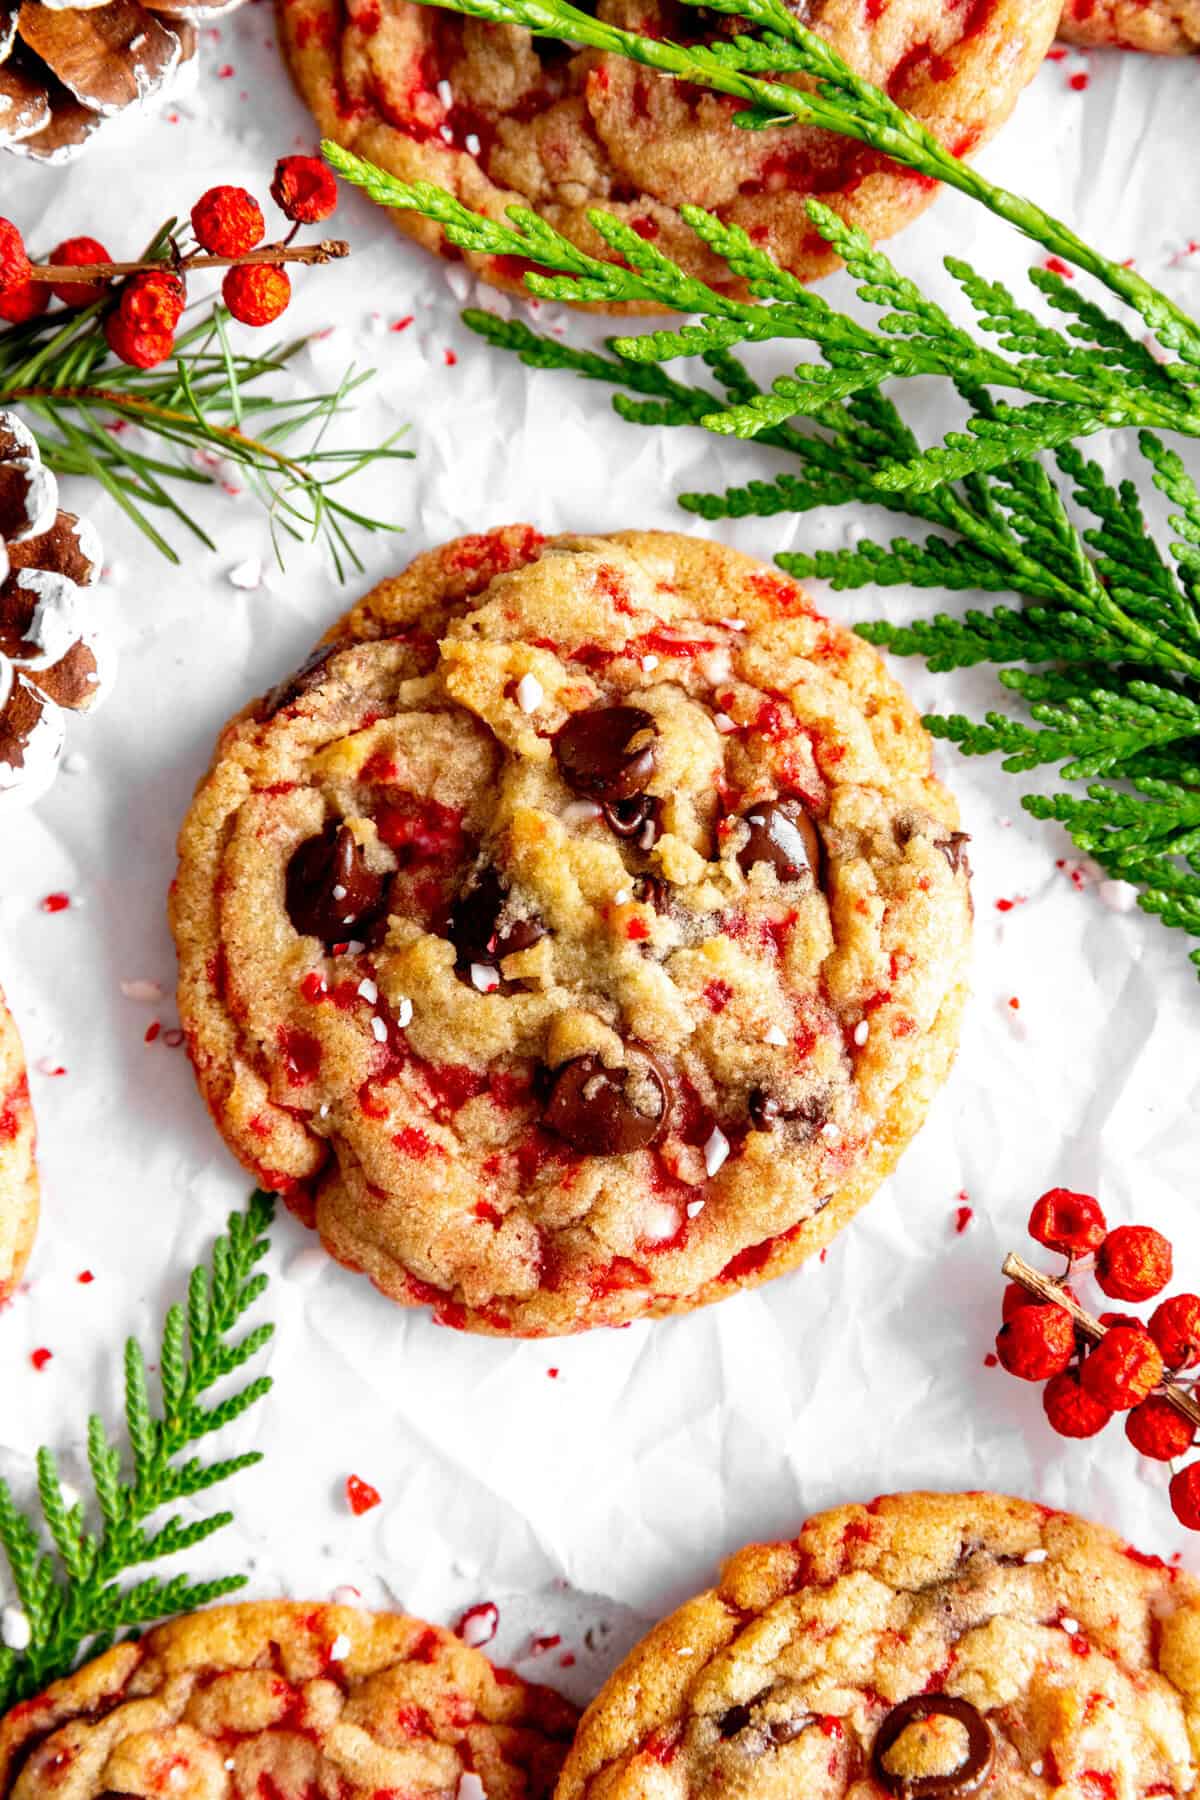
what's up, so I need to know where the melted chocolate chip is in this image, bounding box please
[938,831,971,877]
[872,1696,994,1800]
[636,873,670,914]
[448,865,545,969]
[748,1089,782,1131]
[603,792,662,842]
[767,1717,812,1746]
[285,823,385,945]
[748,1090,826,1135]
[736,798,822,884]
[261,641,343,719]
[543,1043,672,1155]
[718,1705,754,1739]
[553,705,658,803]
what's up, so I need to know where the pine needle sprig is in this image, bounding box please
[0,1191,276,1709]
[0,300,410,577]
[322,147,1200,972]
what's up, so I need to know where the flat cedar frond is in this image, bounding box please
[323,26,1200,972]
[0,1193,275,1709]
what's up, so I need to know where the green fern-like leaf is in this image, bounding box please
[0,1191,275,1709]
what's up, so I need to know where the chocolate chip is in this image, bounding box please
[937,831,971,877]
[748,1090,826,1135]
[636,873,670,914]
[448,865,545,969]
[285,823,384,945]
[872,1695,994,1799]
[261,641,343,719]
[736,798,821,884]
[748,1089,782,1131]
[543,1042,672,1155]
[767,1716,812,1746]
[717,1705,753,1739]
[553,705,658,804]
[602,792,662,842]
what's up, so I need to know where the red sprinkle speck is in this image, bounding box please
[217,62,234,75]
[30,1348,52,1371]
[984,1352,999,1368]
[77,1270,94,1285]
[41,893,70,913]
[954,1202,973,1235]
[547,1367,559,1379]
[345,1474,381,1515]
[145,1021,161,1043]
[391,315,414,332]
[1069,71,1089,90]
[444,348,457,366]
[1045,257,1074,279]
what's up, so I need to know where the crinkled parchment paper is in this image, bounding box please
[1,24,1199,1702]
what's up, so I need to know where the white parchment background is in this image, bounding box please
[1,18,1199,1700]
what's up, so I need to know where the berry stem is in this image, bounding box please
[1004,1252,1200,1430]
[29,240,351,285]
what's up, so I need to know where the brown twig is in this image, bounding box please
[29,241,351,284]
[1003,1251,1200,1432]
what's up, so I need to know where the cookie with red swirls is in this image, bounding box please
[556,1492,1200,1800]
[0,1602,578,1800]
[1059,0,1199,50]
[0,982,38,1303]
[171,528,971,1336]
[276,0,1060,306]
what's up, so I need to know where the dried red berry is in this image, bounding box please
[0,281,49,325]
[1170,1463,1200,1530]
[1125,1394,1195,1462]
[222,263,291,327]
[192,185,265,258]
[48,237,111,307]
[1150,1293,1200,1370]
[0,217,32,296]
[345,1474,381,1515]
[271,155,338,224]
[995,1303,1075,1382]
[1002,1281,1076,1324]
[1079,1326,1163,1412]
[1096,1225,1173,1303]
[1028,1188,1107,1257]
[1042,1369,1112,1439]
[104,313,175,370]
[117,268,186,339]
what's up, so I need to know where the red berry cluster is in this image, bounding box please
[996,1189,1200,1529]
[0,156,340,371]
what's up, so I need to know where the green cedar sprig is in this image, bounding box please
[1,257,410,578]
[0,1191,276,1709]
[322,149,1200,972]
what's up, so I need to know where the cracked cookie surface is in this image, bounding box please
[276,0,1060,306]
[171,528,971,1336]
[0,1601,578,1800]
[556,1491,1200,1800]
[1058,0,1200,50]
[0,982,38,1303]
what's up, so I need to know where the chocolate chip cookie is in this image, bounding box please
[557,1491,1200,1800]
[0,1601,578,1800]
[0,982,38,1303]
[1058,0,1199,49]
[171,527,971,1336]
[277,0,1060,306]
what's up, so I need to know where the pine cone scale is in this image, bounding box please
[0,50,52,145]
[0,411,113,803]
[17,0,181,115]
